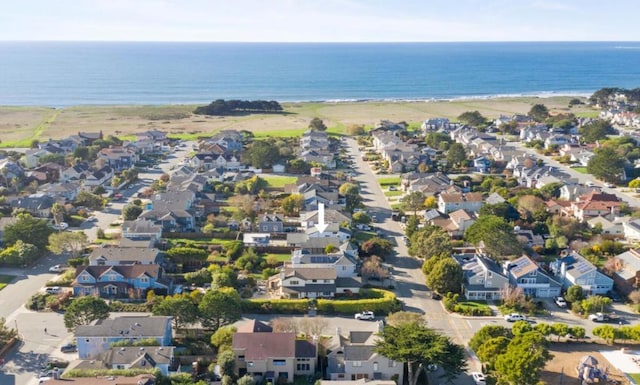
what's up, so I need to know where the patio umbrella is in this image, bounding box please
[580,355,598,366]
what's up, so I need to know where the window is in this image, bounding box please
[109,275,116,281]
[238,355,245,361]
[140,277,148,283]
[389,360,396,367]
[324,280,331,283]
[274,360,286,366]
[352,361,362,367]
[290,280,299,285]
[373,362,379,371]
[297,363,310,371]
[81,275,89,282]
[312,279,317,283]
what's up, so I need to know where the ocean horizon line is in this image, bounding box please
[2,40,640,45]
[0,91,594,109]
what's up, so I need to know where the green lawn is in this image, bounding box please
[377,176,401,186]
[384,190,403,197]
[354,231,378,242]
[253,128,306,138]
[264,253,291,263]
[572,166,588,174]
[0,274,16,291]
[260,175,297,188]
[629,374,640,383]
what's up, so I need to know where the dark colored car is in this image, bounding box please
[60,343,77,353]
[431,292,442,300]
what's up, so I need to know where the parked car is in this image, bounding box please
[586,181,596,187]
[355,311,375,320]
[52,222,69,231]
[504,313,526,322]
[388,186,397,191]
[60,343,77,353]
[604,182,615,188]
[45,286,62,295]
[471,372,487,385]
[554,296,567,308]
[430,292,442,300]
[85,216,98,222]
[49,264,66,273]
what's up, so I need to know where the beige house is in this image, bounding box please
[233,329,316,383]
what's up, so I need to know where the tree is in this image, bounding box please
[48,231,88,258]
[0,240,39,266]
[464,215,522,257]
[593,324,618,344]
[218,350,236,377]
[361,255,389,280]
[166,247,209,265]
[152,296,199,331]
[479,202,519,221]
[346,124,365,136]
[516,195,547,222]
[446,142,467,167]
[457,111,486,127]
[587,147,625,183]
[122,204,143,221]
[579,295,612,315]
[51,202,65,229]
[237,374,256,385]
[425,132,451,149]
[63,296,110,331]
[405,215,420,239]
[243,140,280,168]
[528,104,549,122]
[4,213,54,251]
[281,193,304,216]
[476,336,509,367]
[580,119,614,143]
[469,325,511,352]
[352,211,371,225]
[360,238,394,258]
[494,331,551,385]
[550,323,569,342]
[339,182,361,213]
[228,194,256,220]
[298,316,328,338]
[75,191,105,210]
[309,117,327,131]
[376,321,467,385]
[401,191,425,216]
[426,257,463,295]
[409,226,451,258]
[564,285,584,303]
[198,287,242,330]
[210,325,237,353]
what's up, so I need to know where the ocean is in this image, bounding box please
[1,41,639,106]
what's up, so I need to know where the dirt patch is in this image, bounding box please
[541,342,630,385]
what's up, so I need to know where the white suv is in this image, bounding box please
[355,311,375,320]
[504,313,526,322]
[554,296,567,308]
[471,372,486,385]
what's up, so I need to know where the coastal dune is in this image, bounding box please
[0,96,596,145]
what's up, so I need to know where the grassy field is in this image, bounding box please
[0,96,598,145]
[384,190,403,197]
[572,166,588,174]
[264,253,291,263]
[260,175,297,188]
[0,274,16,291]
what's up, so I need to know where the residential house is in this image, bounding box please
[550,251,614,295]
[289,249,359,279]
[75,315,172,359]
[243,233,270,246]
[76,131,103,145]
[571,191,622,221]
[10,193,55,217]
[72,346,177,376]
[72,264,172,299]
[437,192,483,214]
[258,214,284,233]
[503,255,562,298]
[122,219,164,241]
[559,182,598,201]
[233,330,316,384]
[421,117,456,131]
[544,134,572,149]
[22,149,55,169]
[473,156,491,173]
[300,209,351,229]
[454,253,510,300]
[515,229,545,248]
[402,172,453,195]
[190,153,242,171]
[429,209,476,238]
[286,234,342,252]
[98,147,137,171]
[571,150,596,166]
[611,249,640,294]
[40,181,81,201]
[268,267,340,299]
[0,159,25,186]
[623,218,640,242]
[485,192,506,205]
[303,188,342,211]
[88,246,162,266]
[83,165,114,188]
[587,216,624,237]
[60,162,90,183]
[301,129,330,151]
[299,150,336,169]
[31,162,65,183]
[138,191,196,232]
[327,330,403,383]
[136,129,168,143]
[306,223,352,242]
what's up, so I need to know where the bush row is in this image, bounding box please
[241,289,400,315]
[108,301,149,312]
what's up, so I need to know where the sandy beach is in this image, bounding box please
[0,96,597,146]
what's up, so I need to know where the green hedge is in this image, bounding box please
[108,301,149,312]
[241,289,401,315]
[63,368,159,378]
[241,299,310,314]
[317,289,400,315]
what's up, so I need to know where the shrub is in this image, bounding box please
[241,299,310,314]
[108,301,149,312]
[26,293,52,311]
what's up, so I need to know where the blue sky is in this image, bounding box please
[1,0,639,42]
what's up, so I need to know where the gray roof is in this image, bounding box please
[336,276,362,288]
[349,331,373,344]
[103,345,174,367]
[295,339,317,358]
[614,249,640,280]
[344,345,375,361]
[89,247,160,264]
[285,267,337,280]
[75,316,171,338]
[283,284,336,294]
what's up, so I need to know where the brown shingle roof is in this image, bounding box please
[233,332,296,359]
[284,267,337,280]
